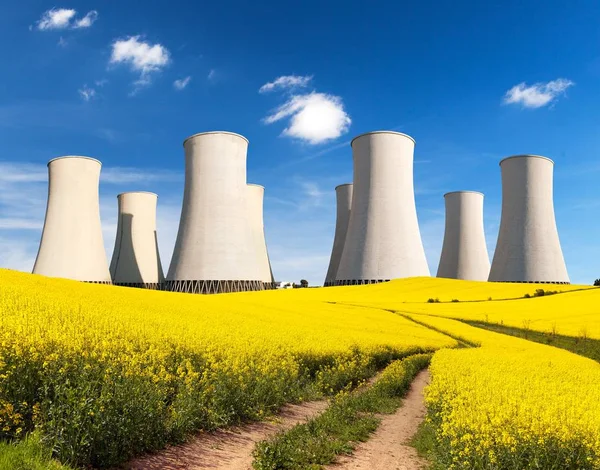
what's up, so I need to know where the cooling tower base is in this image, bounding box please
[335,279,391,286]
[165,280,265,294]
[113,282,164,290]
[489,280,571,285]
[263,282,277,290]
[83,281,113,285]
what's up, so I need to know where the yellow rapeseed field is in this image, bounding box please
[0,269,454,467]
[319,277,599,339]
[398,287,600,339]
[2,269,599,468]
[406,313,600,469]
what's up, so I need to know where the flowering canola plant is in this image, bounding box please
[406,313,600,469]
[321,276,598,339]
[0,269,454,467]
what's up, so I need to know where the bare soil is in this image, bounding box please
[327,369,430,470]
[126,400,327,470]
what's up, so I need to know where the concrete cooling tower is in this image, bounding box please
[246,184,275,289]
[33,156,111,283]
[166,131,263,293]
[488,155,570,284]
[324,183,353,286]
[437,191,490,281]
[336,131,430,285]
[109,192,164,289]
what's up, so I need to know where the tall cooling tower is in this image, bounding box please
[166,131,263,293]
[437,191,490,281]
[489,155,570,284]
[109,192,164,289]
[324,183,353,286]
[336,131,430,285]
[246,184,275,289]
[33,156,111,283]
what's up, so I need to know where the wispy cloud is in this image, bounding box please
[109,36,171,89]
[73,10,98,29]
[78,85,96,102]
[35,8,98,31]
[503,79,574,108]
[259,75,313,93]
[207,69,217,82]
[101,167,182,184]
[263,92,351,144]
[173,76,191,90]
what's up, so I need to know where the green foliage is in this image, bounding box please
[0,433,73,470]
[252,354,431,469]
[427,298,440,303]
[523,289,559,299]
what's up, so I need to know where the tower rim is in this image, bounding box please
[47,156,101,167]
[183,131,249,146]
[444,190,484,197]
[117,191,158,198]
[351,131,416,147]
[500,155,554,166]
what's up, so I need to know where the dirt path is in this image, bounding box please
[327,369,430,470]
[126,400,327,470]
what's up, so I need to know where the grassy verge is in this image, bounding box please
[0,433,73,470]
[411,418,446,470]
[252,353,431,470]
[464,321,600,362]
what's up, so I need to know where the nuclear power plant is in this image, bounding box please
[437,191,490,281]
[324,183,353,286]
[33,156,112,284]
[109,192,164,289]
[336,131,430,285]
[246,184,275,289]
[489,155,570,284]
[24,131,577,291]
[166,131,264,293]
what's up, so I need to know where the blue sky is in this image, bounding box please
[1,0,599,285]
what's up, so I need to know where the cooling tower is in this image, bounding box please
[33,156,111,283]
[437,191,490,281]
[488,155,570,284]
[246,184,275,289]
[336,131,430,285]
[166,131,263,293]
[109,192,164,289]
[324,183,353,286]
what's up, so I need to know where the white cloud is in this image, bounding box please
[95,79,108,87]
[35,8,98,31]
[503,79,574,108]
[259,75,313,93]
[73,10,98,29]
[36,8,76,30]
[264,92,351,144]
[78,85,96,102]
[207,69,217,82]
[173,76,191,90]
[58,36,68,47]
[109,36,171,87]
